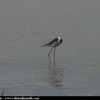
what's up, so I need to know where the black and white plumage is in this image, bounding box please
[42,36,63,63]
[42,36,63,47]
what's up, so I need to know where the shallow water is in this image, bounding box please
[0,0,100,96]
[0,61,100,96]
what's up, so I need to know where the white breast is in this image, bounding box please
[58,37,61,42]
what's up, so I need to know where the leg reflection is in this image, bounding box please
[48,62,64,88]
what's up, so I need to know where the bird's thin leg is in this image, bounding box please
[48,47,54,63]
[48,47,54,56]
[53,47,56,63]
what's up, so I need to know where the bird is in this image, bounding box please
[42,36,63,63]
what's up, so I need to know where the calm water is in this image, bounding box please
[0,0,100,96]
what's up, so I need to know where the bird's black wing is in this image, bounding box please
[41,38,58,47]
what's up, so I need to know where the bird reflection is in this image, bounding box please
[48,62,64,88]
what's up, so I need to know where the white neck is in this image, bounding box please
[58,36,61,40]
[58,37,61,43]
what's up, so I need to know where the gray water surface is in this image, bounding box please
[0,0,100,96]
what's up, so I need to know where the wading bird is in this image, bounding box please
[42,36,63,63]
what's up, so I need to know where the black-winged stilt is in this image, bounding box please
[42,36,63,62]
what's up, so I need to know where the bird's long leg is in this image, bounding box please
[48,47,54,57]
[53,47,56,63]
[48,47,54,63]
